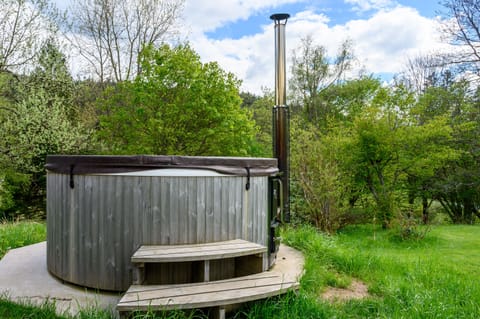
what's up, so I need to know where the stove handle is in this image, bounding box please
[276,178,284,223]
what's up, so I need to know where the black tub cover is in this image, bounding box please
[46,155,279,176]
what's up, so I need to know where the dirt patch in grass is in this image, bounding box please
[321,279,370,302]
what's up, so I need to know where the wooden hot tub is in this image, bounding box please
[45,155,278,291]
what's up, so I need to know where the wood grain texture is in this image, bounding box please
[131,239,266,263]
[117,271,299,311]
[47,172,270,291]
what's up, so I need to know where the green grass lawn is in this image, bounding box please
[240,224,480,318]
[1,221,479,318]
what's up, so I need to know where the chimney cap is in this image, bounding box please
[270,13,290,22]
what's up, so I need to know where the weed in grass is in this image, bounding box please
[324,272,351,289]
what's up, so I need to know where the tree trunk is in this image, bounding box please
[422,196,429,224]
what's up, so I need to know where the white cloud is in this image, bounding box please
[343,7,449,73]
[344,0,395,12]
[184,5,450,94]
[182,0,304,33]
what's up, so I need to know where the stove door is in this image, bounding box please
[268,176,283,267]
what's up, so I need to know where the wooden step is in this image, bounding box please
[117,271,299,318]
[132,239,267,263]
[131,239,268,284]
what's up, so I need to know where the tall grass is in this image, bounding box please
[0,220,47,259]
[238,224,480,318]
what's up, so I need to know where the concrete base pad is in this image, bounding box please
[270,244,305,282]
[0,242,120,316]
[0,242,304,317]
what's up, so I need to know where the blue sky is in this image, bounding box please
[54,0,451,94]
[205,0,442,40]
[179,0,451,93]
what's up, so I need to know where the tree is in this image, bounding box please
[424,81,480,223]
[396,54,456,94]
[291,121,347,233]
[396,63,465,223]
[96,44,259,156]
[316,76,381,124]
[334,83,458,228]
[241,89,274,157]
[440,0,480,75]
[240,91,259,109]
[344,105,403,229]
[290,35,354,124]
[401,114,458,224]
[0,0,58,72]
[0,88,93,217]
[1,90,92,175]
[25,39,78,120]
[0,41,93,217]
[406,76,480,224]
[67,0,184,82]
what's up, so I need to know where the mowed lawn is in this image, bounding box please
[1,221,479,318]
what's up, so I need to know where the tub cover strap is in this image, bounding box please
[70,164,75,189]
[245,167,251,191]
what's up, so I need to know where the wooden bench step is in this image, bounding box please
[131,239,267,263]
[117,271,299,316]
[131,239,268,284]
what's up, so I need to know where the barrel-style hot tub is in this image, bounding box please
[46,155,279,291]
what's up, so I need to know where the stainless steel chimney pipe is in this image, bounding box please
[271,13,289,106]
[270,13,290,222]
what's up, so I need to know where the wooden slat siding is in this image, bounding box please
[250,177,256,243]
[204,177,213,243]
[222,178,229,241]
[132,240,266,263]
[46,173,56,276]
[196,178,206,243]
[180,178,189,244]
[159,178,169,244]
[235,178,243,239]
[212,178,221,242]
[187,178,196,244]
[68,174,77,283]
[259,179,267,246]
[141,177,151,245]
[148,177,158,243]
[116,272,299,311]
[88,176,98,287]
[250,177,257,243]
[242,185,249,243]
[78,175,87,286]
[47,172,270,291]
[111,176,121,289]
